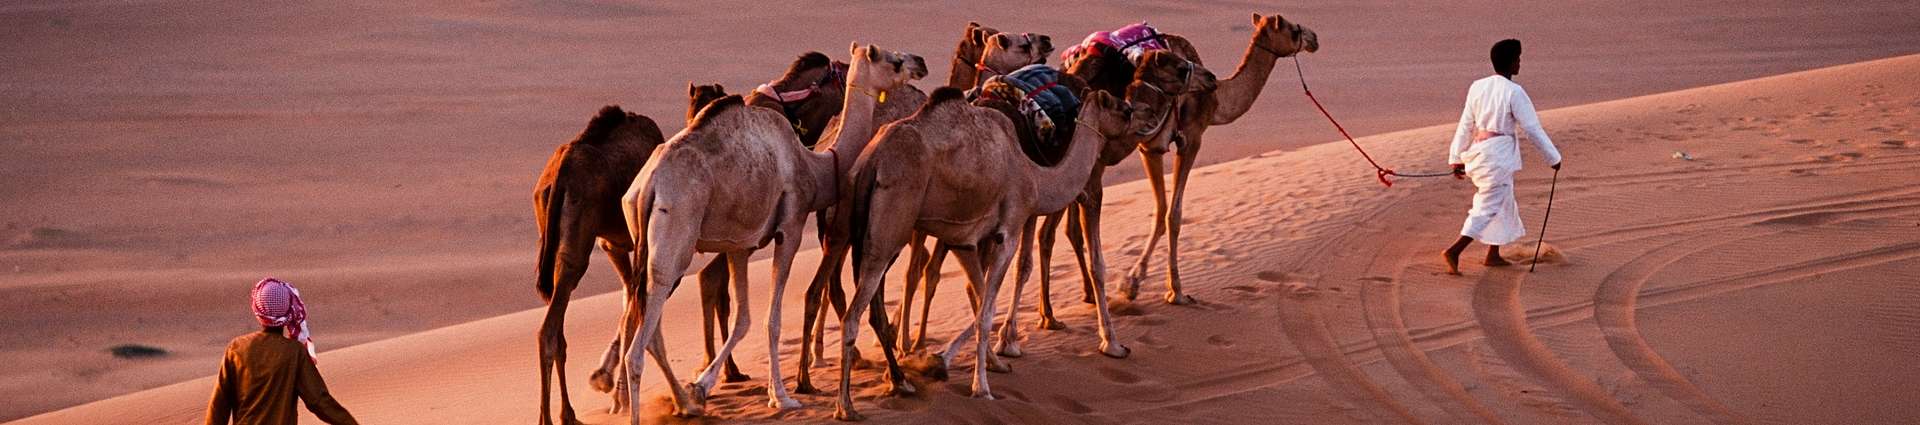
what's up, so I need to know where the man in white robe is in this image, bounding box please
[1443,38,1562,275]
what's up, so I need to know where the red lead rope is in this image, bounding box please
[1292,56,1454,187]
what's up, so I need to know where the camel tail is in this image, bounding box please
[629,180,658,300]
[534,176,568,303]
[847,162,879,278]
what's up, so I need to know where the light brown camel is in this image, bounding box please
[882,51,1217,359]
[791,21,1046,385]
[534,104,754,425]
[1111,13,1319,305]
[832,86,1150,420]
[618,43,924,420]
[945,22,1053,89]
[876,22,1056,354]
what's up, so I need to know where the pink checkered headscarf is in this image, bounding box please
[252,277,315,358]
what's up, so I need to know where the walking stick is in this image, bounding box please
[1530,166,1561,272]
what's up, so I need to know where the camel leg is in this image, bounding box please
[1077,188,1129,358]
[1072,174,1106,305]
[937,247,1008,375]
[1123,151,1171,300]
[966,232,1017,398]
[796,219,850,395]
[688,251,754,408]
[835,229,913,421]
[696,257,751,382]
[761,229,805,409]
[995,218,1040,357]
[1036,211,1068,329]
[538,236,592,425]
[895,233,930,352]
[627,206,702,422]
[1162,143,1199,305]
[912,244,949,352]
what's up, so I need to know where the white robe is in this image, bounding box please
[1448,75,1562,246]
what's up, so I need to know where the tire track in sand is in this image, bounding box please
[1361,276,1513,425]
[1472,269,1651,425]
[1595,232,1766,425]
[1277,283,1430,425]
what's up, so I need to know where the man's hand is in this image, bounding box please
[1550,162,1562,171]
[1452,164,1466,180]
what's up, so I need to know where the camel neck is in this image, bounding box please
[1032,115,1109,213]
[1211,37,1282,125]
[948,53,980,89]
[812,84,882,207]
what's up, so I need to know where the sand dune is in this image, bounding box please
[14,50,1919,424]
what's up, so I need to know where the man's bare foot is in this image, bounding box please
[1485,255,1513,267]
[1442,251,1463,275]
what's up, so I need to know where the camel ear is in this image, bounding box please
[968,25,986,46]
[992,34,1010,49]
[713,83,724,93]
[687,82,696,97]
[1252,13,1263,27]
[865,44,880,62]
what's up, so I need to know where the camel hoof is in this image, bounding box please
[1036,317,1066,331]
[769,396,803,410]
[686,382,712,406]
[1166,293,1195,305]
[796,380,822,395]
[996,342,1024,358]
[834,405,866,421]
[1100,342,1132,359]
[971,390,996,400]
[1081,293,1097,305]
[889,380,918,396]
[560,410,585,425]
[724,370,752,383]
[987,358,1013,374]
[588,369,614,393]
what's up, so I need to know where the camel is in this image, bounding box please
[790,21,1047,385]
[946,22,1053,89]
[1111,14,1319,305]
[533,103,758,424]
[743,52,845,148]
[832,85,1155,420]
[618,43,925,420]
[880,49,1218,360]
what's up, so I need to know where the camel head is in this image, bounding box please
[1062,42,1136,94]
[1122,79,1189,155]
[1077,90,1147,158]
[1133,50,1219,96]
[981,31,1052,70]
[686,82,728,125]
[846,42,928,97]
[1251,13,1319,57]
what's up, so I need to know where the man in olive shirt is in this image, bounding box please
[205,278,356,425]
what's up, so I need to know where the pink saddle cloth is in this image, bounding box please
[1062,21,1166,64]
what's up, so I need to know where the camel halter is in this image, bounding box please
[1127,59,1199,138]
[1290,55,1453,187]
[757,63,847,136]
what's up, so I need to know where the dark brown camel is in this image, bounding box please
[533,103,743,425]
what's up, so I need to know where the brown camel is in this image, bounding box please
[743,52,845,148]
[792,21,1045,386]
[876,22,1055,354]
[1103,14,1318,305]
[619,43,925,420]
[534,104,747,425]
[945,22,1053,89]
[832,86,1150,420]
[882,51,1216,360]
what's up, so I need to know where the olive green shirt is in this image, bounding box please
[204,331,357,425]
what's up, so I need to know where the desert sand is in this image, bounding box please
[5,1,1920,424]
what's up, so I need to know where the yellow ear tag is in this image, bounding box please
[877,90,888,104]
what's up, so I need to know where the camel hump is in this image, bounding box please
[577,105,629,145]
[690,95,747,130]
[919,87,968,116]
